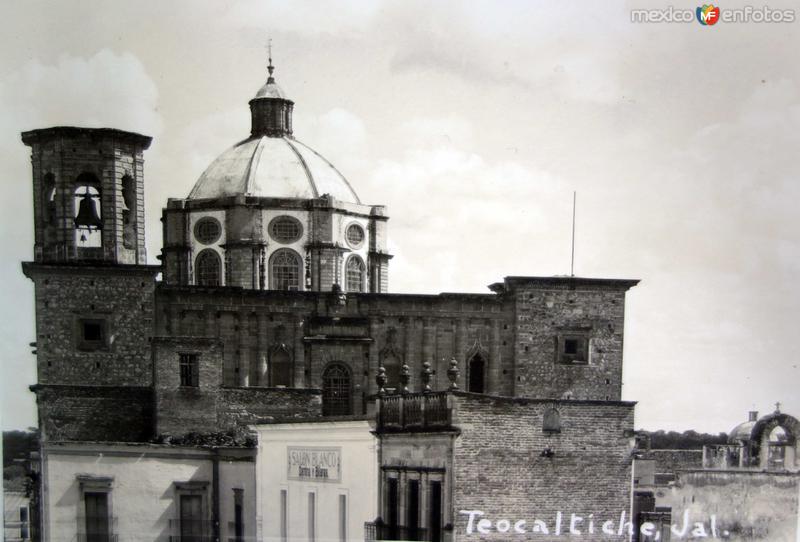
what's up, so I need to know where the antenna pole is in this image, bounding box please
[570,191,576,277]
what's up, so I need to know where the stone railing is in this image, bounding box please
[378,391,451,431]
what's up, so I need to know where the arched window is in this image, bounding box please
[543,408,562,434]
[467,353,486,393]
[121,174,136,249]
[322,363,352,416]
[270,249,302,290]
[345,255,366,293]
[43,173,56,225]
[270,349,292,387]
[196,249,221,286]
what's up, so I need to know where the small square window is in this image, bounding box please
[557,335,588,364]
[77,319,108,351]
[179,353,199,387]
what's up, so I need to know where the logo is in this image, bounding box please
[697,4,721,25]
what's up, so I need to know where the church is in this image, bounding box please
[19,57,756,542]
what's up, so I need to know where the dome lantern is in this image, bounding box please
[249,52,293,137]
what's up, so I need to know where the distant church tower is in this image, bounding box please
[162,57,391,292]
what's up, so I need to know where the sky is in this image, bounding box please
[0,0,798,434]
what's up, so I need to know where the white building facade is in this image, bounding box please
[253,420,378,542]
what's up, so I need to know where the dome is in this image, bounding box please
[188,136,361,204]
[728,420,756,443]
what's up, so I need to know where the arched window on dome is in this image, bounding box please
[345,255,366,293]
[196,249,222,286]
[270,249,302,291]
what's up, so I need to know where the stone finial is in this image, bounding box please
[421,361,433,393]
[399,363,410,394]
[376,366,387,395]
[447,357,460,390]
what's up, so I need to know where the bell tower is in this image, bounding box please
[22,126,152,265]
[21,126,160,443]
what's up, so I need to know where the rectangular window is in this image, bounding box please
[77,318,108,351]
[20,506,29,539]
[180,494,203,542]
[280,489,288,542]
[387,477,399,527]
[307,492,316,542]
[407,480,420,535]
[338,494,347,542]
[233,488,244,542]
[84,492,110,542]
[429,481,443,542]
[387,477,399,541]
[179,353,199,387]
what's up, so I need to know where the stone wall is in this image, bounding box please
[660,470,799,541]
[641,449,703,478]
[155,286,518,403]
[501,277,638,401]
[23,263,158,387]
[21,127,151,266]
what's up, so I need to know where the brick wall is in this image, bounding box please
[34,384,153,441]
[450,393,636,541]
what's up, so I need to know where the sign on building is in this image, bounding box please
[287,447,342,482]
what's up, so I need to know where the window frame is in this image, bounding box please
[268,215,304,244]
[269,248,303,291]
[345,255,366,293]
[555,333,590,365]
[173,481,210,542]
[77,475,114,542]
[344,222,365,249]
[195,248,222,287]
[76,318,109,352]
[193,217,222,245]
[179,352,200,388]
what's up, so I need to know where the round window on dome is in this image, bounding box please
[346,223,365,248]
[269,216,303,244]
[194,217,222,245]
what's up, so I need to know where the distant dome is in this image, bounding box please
[188,136,361,204]
[729,420,756,443]
[254,80,289,100]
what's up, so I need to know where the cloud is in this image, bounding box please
[0,49,163,429]
[0,49,162,139]
[359,116,569,293]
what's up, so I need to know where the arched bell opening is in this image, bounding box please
[121,174,136,249]
[73,172,103,251]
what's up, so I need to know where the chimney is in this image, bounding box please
[748,411,758,422]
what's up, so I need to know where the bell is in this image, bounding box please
[74,193,103,230]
